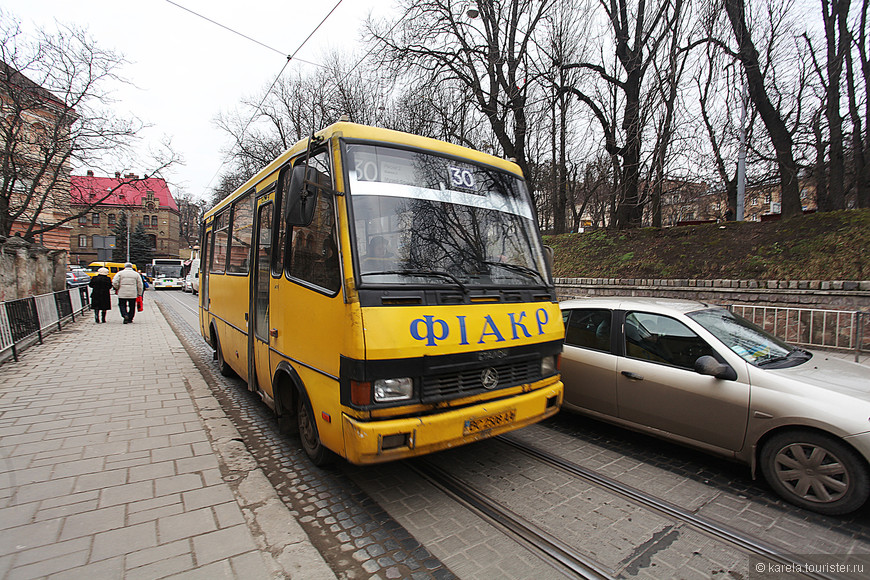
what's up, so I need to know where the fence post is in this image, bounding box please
[857,311,865,363]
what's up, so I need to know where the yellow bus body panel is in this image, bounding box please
[208,274,250,381]
[342,377,563,465]
[361,301,564,358]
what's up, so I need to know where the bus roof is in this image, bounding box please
[204,122,524,219]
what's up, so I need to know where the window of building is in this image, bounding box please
[108,213,116,225]
[92,213,100,225]
[151,216,158,227]
[148,234,157,248]
[78,235,87,248]
[79,215,88,225]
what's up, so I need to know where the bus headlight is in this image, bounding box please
[541,355,558,377]
[373,378,413,402]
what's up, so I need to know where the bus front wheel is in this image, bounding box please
[297,395,333,466]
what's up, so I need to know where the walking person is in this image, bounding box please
[112,262,144,324]
[88,267,112,323]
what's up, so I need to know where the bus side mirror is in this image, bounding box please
[281,165,319,226]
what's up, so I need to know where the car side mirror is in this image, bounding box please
[694,355,737,381]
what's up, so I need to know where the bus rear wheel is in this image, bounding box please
[297,395,333,466]
[212,329,235,378]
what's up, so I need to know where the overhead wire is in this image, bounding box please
[163,0,345,194]
[164,0,323,68]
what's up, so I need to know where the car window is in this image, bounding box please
[563,309,612,353]
[624,311,715,370]
[687,307,796,366]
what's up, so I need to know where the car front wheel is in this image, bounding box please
[760,430,869,515]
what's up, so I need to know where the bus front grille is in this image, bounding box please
[421,360,540,402]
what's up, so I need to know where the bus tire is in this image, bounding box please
[212,328,235,378]
[297,394,334,466]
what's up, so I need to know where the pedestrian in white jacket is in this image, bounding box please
[112,263,144,323]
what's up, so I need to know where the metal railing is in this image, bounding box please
[0,287,90,363]
[730,304,869,361]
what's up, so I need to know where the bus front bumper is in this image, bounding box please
[340,379,563,465]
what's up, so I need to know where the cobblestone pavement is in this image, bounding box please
[0,295,334,579]
[156,294,456,580]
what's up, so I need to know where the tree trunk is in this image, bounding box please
[725,0,802,218]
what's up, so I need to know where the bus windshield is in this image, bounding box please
[345,143,547,288]
[152,264,183,278]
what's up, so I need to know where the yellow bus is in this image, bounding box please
[83,261,137,279]
[199,122,564,465]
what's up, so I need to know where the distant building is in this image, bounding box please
[69,172,180,266]
[1,60,74,251]
[660,177,818,225]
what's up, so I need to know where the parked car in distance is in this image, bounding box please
[559,297,870,515]
[185,258,199,295]
[66,268,90,288]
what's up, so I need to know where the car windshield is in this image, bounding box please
[688,307,810,368]
[345,143,547,288]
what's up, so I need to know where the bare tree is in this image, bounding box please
[845,0,869,208]
[725,0,802,218]
[367,0,556,205]
[561,0,685,229]
[175,190,205,250]
[0,12,175,242]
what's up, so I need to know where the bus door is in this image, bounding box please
[199,222,212,340]
[250,197,274,397]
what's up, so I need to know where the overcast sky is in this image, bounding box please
[8,0,395,201]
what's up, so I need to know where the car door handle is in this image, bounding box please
[621,371,644,381]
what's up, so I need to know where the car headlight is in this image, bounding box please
[541,355,558,377]
[373,377,413,402]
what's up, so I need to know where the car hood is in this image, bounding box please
[768,353,870,399]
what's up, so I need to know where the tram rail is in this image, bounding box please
[412,434,840,580]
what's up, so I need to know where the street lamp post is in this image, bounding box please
[736,79,747,221]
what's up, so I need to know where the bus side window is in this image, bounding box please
[227,191,254,274]
[211,211,228,274]
[284,151,340,293]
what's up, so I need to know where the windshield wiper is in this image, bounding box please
[757,348,812,367]
[360,269,469,293]
[482,261,545,284]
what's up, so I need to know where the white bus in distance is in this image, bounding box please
[149,258,185,290]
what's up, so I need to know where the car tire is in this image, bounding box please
[297,394,334,466]
[760,430,870,515]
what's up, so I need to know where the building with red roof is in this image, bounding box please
[69,171,180,265]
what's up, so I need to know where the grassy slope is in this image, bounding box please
[544,209,870,281]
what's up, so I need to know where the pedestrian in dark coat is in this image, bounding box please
[89,267,112,323]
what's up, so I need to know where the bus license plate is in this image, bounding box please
[464,409,516,435]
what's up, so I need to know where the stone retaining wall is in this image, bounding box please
[555,277,870,311]
[0,237,67,302]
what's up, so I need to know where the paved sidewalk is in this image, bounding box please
[0,296,336,579]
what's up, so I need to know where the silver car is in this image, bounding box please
[559,297,870,515]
